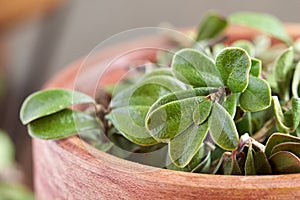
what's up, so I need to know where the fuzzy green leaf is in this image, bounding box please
[244,145,256,175]
[108,75,186,145]
[146,96,205,141]
[292,61,300,98]
[239,75,271,112]
[265,133,300,158]
[229,12,292,44]
[20,89,95,125]
[269,151,300,174]
[254,151,272,175]
[169,121,209,167]
[272,96,291,132]
[28,109,100,140]
[250,58,262,77]
[196,12,227,41]
[172,48,223,87]
[222,93,239,118]
[274,47,294,81]
[215,47,251,93]
[223,153,242,175]
[209,103,239,150]
[193,100,212,124]
[192,151,211,173]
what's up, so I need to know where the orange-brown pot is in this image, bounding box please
[34,25,300,200]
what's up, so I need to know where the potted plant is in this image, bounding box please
[20,12,300,199]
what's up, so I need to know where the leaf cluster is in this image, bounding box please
[20,12,300,175]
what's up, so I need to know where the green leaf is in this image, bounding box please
[169,121,209,167]
[107,107,158,145]
[172,48,223,87]
[215,47,251,93]
[271,142,300,157]
[254,150,272,175]
[229,12,292,44]
[244,145,256,175]
[222,93,239,118]
[292,97,300,130]
[239,75,271,112]
[196,12,227,41]
[269,151,300,174]
[28,109,100,140]
[193,100,212,124]
[272,96,291,132]
[232,40,255,56]
[146,96,205,141]
[292,61,300,98]
[250,58,262,77]
[188,144,206,169]
[274,47,294,81]
[148,87,218,113]
[209,103,239,150]
[191,151,211,173]
[109,75,186,145]
[223,153,242,175]
[265,133,300,158]
[20,89,95,124]
[0,130,14,170]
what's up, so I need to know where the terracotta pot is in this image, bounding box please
[34,25,300,200]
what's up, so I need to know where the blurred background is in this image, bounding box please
[0,0,300,196]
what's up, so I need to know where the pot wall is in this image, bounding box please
[34,25,300,200]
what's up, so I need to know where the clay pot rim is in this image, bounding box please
[41,24,300,187]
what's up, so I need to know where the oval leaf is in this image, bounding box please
[265,133,300,158]
[193,100,212,124]
[274,47,294,81]
[196,12,227,41]
[250,58,262,77]
[172,48,223,87]
[28,109,100,140]
[169,121,209,167]
[269,151,300,174]
[254,150,272,175]
[272,96,291,132]
[108,75,186,145]
[215,47,251,93]
[146,96,205,141]
[209,103,239,150]
[271,142,300,157]
[244,145,256,175]
[229,12,292,44]
[239,75,271,112]
[20,89,95,124]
